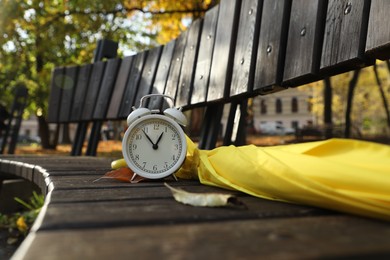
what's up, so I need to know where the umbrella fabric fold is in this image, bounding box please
[176,137,390,221]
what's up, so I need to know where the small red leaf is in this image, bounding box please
[93,167,147,183]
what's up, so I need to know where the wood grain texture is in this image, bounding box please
[164,31,188,102]
[191,5,219,106]
[18,217,390,260]
[208,0,241,102]
[320,0,371,75]
[47,67,65,123]
[58,65,78,123]
[106,56,134,120]
[230,0,263,97]
[118,51,148,118]
[70,64,93,122]
[254,0,291,94]
[93,58,121,120]
[283,0,327,86]
[149,40,176,110]
[365,0,390,60]
[134,46,163,107]
[176,19,202,108]
[81,61,106,121]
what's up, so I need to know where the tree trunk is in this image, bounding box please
[323,77,333,139]
[375,62,390,128]
[344,69,360,138]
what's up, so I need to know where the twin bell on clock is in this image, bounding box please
[122,94,188,180]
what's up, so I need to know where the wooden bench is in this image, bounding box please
[2,0,390,258]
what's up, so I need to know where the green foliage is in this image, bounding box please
[0,0,213,122]
[0,191,44,245]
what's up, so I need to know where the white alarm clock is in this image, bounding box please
[122,94,187,180]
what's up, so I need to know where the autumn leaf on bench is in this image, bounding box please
[164,183,244,208]
[93,167,146,183]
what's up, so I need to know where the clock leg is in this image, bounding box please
[130,173,138,182]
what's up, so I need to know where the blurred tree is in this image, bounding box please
[0,0,216,148]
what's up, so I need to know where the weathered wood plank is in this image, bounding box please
[283,0,327,86]
[70,64,93,122]
[106,56,134,120]
[149,40,176,110]
[118,51,148,118]
[47,67,65,123]
[81,61,106,121]
[134,46,163,107]
[164,31,188,102]
[37,195,332,230]
[18,216,390,260]
[191,5,219,106]
[254,0,291,94]
[93,58,122,120]
[208,0,241,102]
[365,0,390,60]
[230,0,262,98]
[320,0,372,75]
[176,19,203,108]
[58,65,78,123]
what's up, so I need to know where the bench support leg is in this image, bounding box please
[223,99,247,146]
[71,122,88,156]
[198,104,224,150]
[86,121,102,156]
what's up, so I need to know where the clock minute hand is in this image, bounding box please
[142,129,155,147]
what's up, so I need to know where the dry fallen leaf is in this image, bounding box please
[164,183,243,207]
[93,167,146,183]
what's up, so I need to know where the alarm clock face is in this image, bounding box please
[122,114,187,179]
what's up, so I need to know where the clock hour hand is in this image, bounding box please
[142,129,155,147]
[154,132,164,149]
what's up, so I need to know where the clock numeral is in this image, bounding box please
[143,126,148,133]
[132,144,137,150]
[153,165,158,171]
[171,133,176,140]
[153,124,159,130]
[135,134,142,140]
[164,162,168,169]
[135,154,139,160]
[174,144,179,150]
[165,126,168,133]
[142,162,147,169]
[172,154,176,161]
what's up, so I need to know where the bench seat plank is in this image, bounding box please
[17,216,390,260]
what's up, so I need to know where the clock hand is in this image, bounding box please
[153,132,164,150]
[142,129,155,147]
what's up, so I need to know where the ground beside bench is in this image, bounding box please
[0,156,389,259]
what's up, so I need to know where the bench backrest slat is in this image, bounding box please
[320,0,372,75]
[365,0,390,60]
[208,0,241,102]
[93,58,122,120]
[106,56,134,120]
[230,0,262,98]
[47,67,65,123]
[149,40,176,110]
[134,46,163,107]
[58,65,78,123]
[164,31,188,102]
[254,0,291,94]
[283,0,327,87]
[190,5,219,107]
[81,61,106,121]
[118,51,148,118]
[176,19,203,108]
[70,64,93,122]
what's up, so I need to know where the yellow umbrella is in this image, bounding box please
[176,137,390,221]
